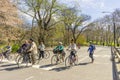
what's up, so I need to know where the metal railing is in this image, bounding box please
[111,46,120,80]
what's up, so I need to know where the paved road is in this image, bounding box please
[0,46,113,80]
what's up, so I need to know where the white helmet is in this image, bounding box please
[59,42,62,45]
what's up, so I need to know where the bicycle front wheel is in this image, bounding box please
[65,56,71,67]
[51,55,58,65]
[15,54,21,63]
[7,54,14,61]
[17,56,28,68]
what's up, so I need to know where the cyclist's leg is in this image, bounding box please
[30,53,35,65]
[41,51,44,58]
[89,52,94,62]
[72,51,76,62]
[61,50,65,62]
[70,51,74,64]
[23,53,28,62]
[38,51,42,60]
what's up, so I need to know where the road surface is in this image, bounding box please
[0,46,113,80]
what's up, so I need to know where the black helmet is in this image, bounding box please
[29,38,34,42]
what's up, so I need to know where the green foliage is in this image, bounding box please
[12,44,20,53]
[76,35,87,46]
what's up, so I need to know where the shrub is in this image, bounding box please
[12,44,20,53]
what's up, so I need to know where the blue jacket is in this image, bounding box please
[88,45,95,53]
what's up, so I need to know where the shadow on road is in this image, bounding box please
[0,66,20,71]
[78,62,91,66]
[50,66,69,72]
[0,64,17,67]
[40,64,53,68]
[0,63,30,71]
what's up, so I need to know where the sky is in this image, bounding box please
[59,0,120,21]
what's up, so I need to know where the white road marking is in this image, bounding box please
[32,64,56,70]
[32,65,40,68]
[25,76,34,80]
[40,66,56,70]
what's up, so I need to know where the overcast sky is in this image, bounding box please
[60,0,120,21]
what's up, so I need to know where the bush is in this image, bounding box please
[12,44,20,53]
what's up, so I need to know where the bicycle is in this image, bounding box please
[15,53,23,63]
[35,50,50,64]
[65,50,78,67]
[0,48,13,62]
[17,52,32,68]
[51,51,65,65]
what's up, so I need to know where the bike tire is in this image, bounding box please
[15,54,21,63]
[44,51,50,59]
[51,55,58,65]
[17,56,28,68]
[65,56,71,67]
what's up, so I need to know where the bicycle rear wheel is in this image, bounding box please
[51,55,58,65]
[44,51,50,59]
[7,54,14,61]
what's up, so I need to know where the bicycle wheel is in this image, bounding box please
[35,53,41,64]
[17,56,24,67]
[15,54,21,63]
[7,54,14,61]
[73,55,78,66]
[51,55,58,65]
[44,51,50,59]
[17,56,28,68]
[0,54,3,62]
[65,56,71,67]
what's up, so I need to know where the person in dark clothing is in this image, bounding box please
[17,40,30,63]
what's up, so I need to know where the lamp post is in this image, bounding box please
[102,11,116,47]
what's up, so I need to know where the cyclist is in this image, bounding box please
[17,40,30,54]
[38,41,45,59]
[67,39,77,63]
[3,43,12,59]
[27,38,38,65]
[53,42,65,62]
[17,40,30,63]
[87,41,96,63]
